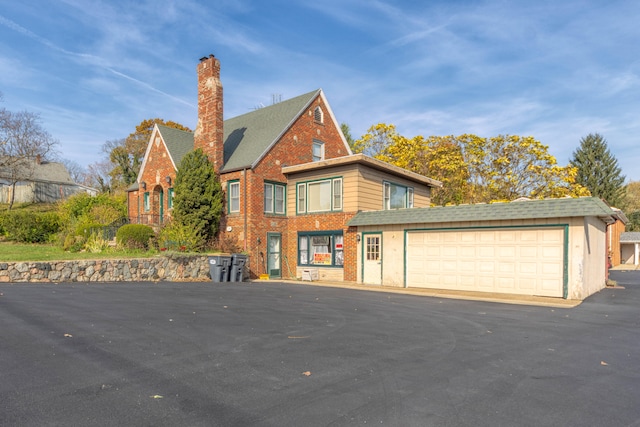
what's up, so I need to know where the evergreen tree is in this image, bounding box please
[570,133,626,206]
[172,148,223,246]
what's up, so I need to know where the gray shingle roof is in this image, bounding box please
[348,197,621,227]
[221,89,320,172]
[156,125,194,168]
[0,158,74,184]
[621,232,640,243]
[159,89,320,172]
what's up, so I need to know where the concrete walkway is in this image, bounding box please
[261,278,583,308]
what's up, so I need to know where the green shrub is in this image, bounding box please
[0,211,61,243]
[116,224,155,250]
[85,230,111,253]
[158,221,206,252]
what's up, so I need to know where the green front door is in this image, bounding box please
[267,233,282,278]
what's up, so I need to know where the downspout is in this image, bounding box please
[243,168,248,252]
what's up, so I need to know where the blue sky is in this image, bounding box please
[1,0,639,180]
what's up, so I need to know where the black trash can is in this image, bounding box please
[208,255,231,282]
[229,253,248,282]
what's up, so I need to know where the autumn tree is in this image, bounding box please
[570,133,625,207]
[356,124,589,205]
[104,118,192,190]
[0,107,59,209]
[459,134,589,203]
[172,148,223,248]
[624,181,640,231]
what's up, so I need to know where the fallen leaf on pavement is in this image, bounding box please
[151,395,163,399]
[63,333,73,338]
[302,371,311,376]
[600,361,608,366]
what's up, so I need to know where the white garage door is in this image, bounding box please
[406,228,565,297]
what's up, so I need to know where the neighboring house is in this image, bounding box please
[130,54,622,300]
[128,54,441,282]
[0,156,97,204]
[620,232,640,266]
[348,197,626,300]
[607,210,627,267]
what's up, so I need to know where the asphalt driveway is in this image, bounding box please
[1,272,639,426]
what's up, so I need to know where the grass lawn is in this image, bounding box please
[0,242,160,262]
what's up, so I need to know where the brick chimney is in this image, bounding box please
[194,54,224,171]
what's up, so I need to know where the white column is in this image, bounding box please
[635,243,639,266]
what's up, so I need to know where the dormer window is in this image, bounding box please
[312,140,325,162]
[314,106,324,123]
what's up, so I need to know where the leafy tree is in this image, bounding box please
[623,181,640,211]
[340,123,355,152]
[172,148,223,248]
[624,181,640,231]
[459,134,589,203]
[353,123,399,157]
[0,108,59,209]
[104,119,192,190]
[570,133,625,206]
[357,123,589,205]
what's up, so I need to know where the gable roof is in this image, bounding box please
[0,157,74,185]
[348,197,624,227]
[135,91,324,189]
[156,124,194,168]
[221,89,323,172]
[150,89,346,177]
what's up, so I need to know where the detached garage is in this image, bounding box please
[349,197,625,300]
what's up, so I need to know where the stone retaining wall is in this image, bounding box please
[0,255,213,283]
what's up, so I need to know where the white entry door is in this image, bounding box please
[363,233,382,285]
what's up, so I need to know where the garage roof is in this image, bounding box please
[348,197,623,226]
[621,232,640,243]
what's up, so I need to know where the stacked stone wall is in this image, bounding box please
[0,255,214,283]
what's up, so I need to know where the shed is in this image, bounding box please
[348,197,624,300]
[620,232,640,266]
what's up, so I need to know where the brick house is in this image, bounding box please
[128,54,441,280]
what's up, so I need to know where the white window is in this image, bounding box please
[275,185,285,214]
[297,183,306,214]
[383,181,413,210]
[312,140,324,162]
[143,192,150,212]
[333,178,342,210]
[229,181,240,213]
[308,180,331,212]
[314,106,324,123]
[264,182,285,214]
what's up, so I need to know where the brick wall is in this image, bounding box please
[216,93,351,279]
[128,129,176,225]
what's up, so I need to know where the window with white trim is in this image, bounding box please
[228,181,240,213]
[383,181,414,209]
[314,106,324,123]
[297,177,342,214]
[264,182,286,214]
[312,140,324,162]
[143,192,150,212]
